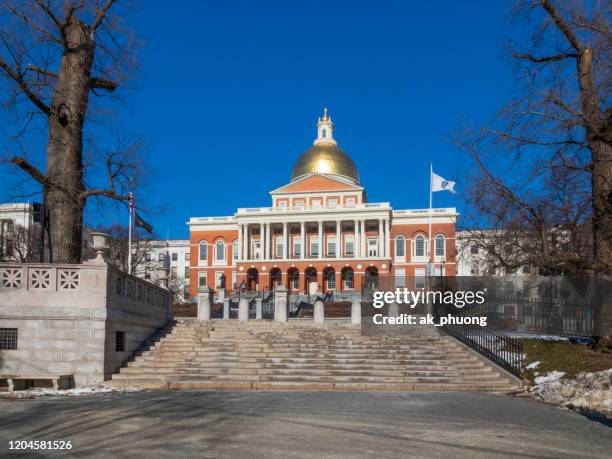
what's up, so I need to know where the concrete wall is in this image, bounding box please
[0,262,170,386]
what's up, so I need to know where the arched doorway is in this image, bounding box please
[341,267,354,291]
[304,267,318,294]
[323,267,336,293]
[269,267,282,290]
[246,268,259,291]
[287,268,299,292]
[365,267,379,290]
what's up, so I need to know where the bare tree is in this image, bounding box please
[457,0,611,276]
[97,223,153,273]
[0,223,41,262]
[0,1,144,263]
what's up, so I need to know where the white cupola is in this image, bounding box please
[314,107,337,146]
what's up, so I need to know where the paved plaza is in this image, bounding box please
[0,391,610,458]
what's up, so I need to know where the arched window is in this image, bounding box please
[415,235,425,257]
[199,241,208,263]
[215,241,225,261]
[233,240,239,260]
[435,235,445,257]
[395,235,405,257]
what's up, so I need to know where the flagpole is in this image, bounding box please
[128,192,133,275]
[428,163,433,274]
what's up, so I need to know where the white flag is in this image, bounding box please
[432,171,457,194]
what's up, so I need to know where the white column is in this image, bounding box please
[245,224,250,260]
[318,221,323,259]
[361,220,367,258]
[300,221,306,259]
[260,223,264,260]
[354,220,360,259]
[237,223,243,261]
[282,222,288,259]
[385,219,391,259]
[336,220,341,258]
[265,223,270,259]
[378,219,384,258]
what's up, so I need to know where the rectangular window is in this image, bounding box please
[185,252,190,261]
[346,198,355,207]
[198,272,207,288]
[144,272,151,280]
[368,238,378,257]
[275,237,283,258]
[171,266,177,278]
[366,223,377,232]
[395,268,406,288]
[312,199,322,207]
[184,267,190,278]
[345,236,354,256]
[216,243,225,261]
[0,328,18,350]
[328,199,338,206]
[232,271,237,289]
[293,239,301,257]
[145,253,151,262]
[415,268,426,289]
[115,331,125,352]
[172,252,178,261]
[327,237,336,257]
[310,237,319,257]
[158,253,164,262]
[254,241,261,260]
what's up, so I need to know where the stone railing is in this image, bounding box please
[236,202,392,215]
[0,263,169,309]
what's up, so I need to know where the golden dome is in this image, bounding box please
[291,143,360,184]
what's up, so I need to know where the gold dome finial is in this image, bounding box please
[290,109,360,184]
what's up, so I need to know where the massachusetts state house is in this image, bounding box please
[188,109,457,296]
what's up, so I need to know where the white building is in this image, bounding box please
[134,240,191,302]
[0,202,41,261]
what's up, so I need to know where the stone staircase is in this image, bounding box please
[109,320,520,391]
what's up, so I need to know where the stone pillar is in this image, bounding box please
[360,220,367,258]
[238,223,243,261]
[264,223,270,260]
[223,298,230,319]
[218,288,226,302]
[238,297,249,322]
[385,219,391,259]
[157,266,169,289]
[260,223,265,260]
[336,220,341,258]
[198,287,211,321]
[282,222,288,259]
[354,220,360,258]
[274,286,288,322]
[351,301,361,325]
[388,301,399,318]
[300,221,306,259]
[314,300,324,324]
[378,219,384,258]
[255,297,263,320]
[318,221,323,259]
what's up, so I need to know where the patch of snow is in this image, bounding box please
[535,371,565,385]
[0,385,144,399]
[526,361,541,370]
[520,369,612,416]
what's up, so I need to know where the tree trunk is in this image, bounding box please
[590,140,612,274]
[44,20,94,263]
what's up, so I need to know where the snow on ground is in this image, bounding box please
[0,385,144,399]
[526,361,540,370]
[521,369,612,416]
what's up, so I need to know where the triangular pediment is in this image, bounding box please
[270,173,363,194]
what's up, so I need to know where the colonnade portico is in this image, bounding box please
[236,216,392,262]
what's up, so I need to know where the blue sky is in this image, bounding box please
[1,0,517,238]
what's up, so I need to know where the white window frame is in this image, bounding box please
[414,268,426,289]
[275,236,283,259]
[214,241,226,265]
[327,271,336,290]
[368,238,378,257]
[412,235,428,261]
[346,198,355,208]
[198,241,208,266]
[310,236,319,257]
[345,235,354,257]
[435,234,445,259]
[395,268,406,288]
[395,235,406,259]
[293,237,301,258]
[327,236,336,257]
